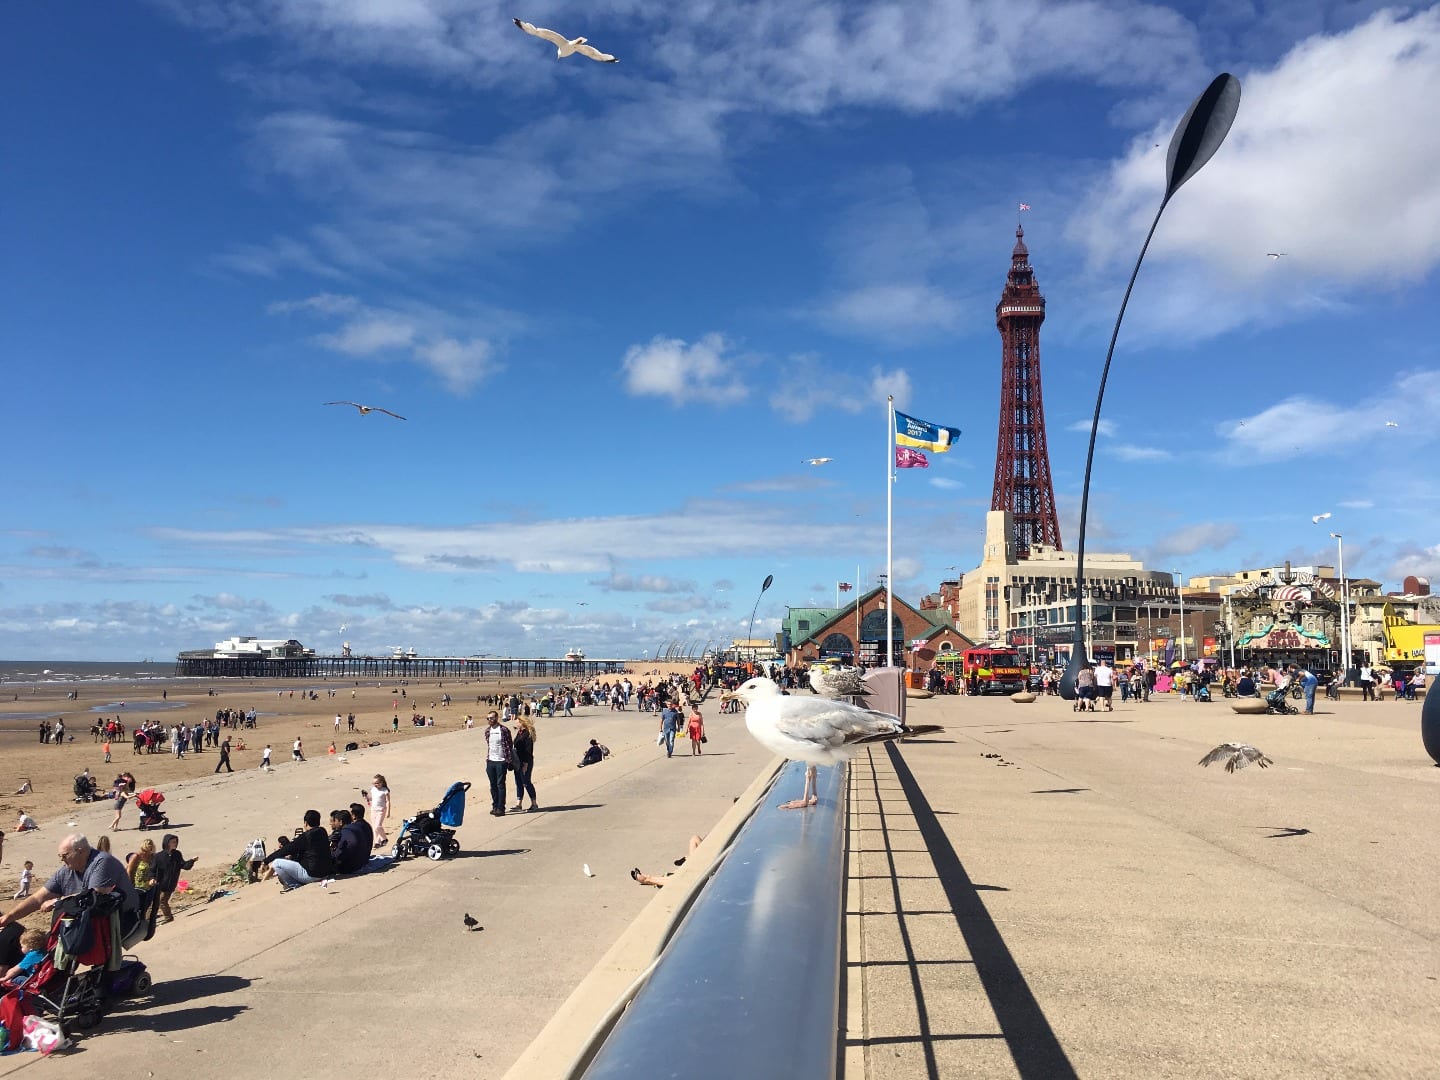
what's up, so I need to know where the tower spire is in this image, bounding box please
[991,223,1061,558]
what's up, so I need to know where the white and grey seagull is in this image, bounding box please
[1197,742,1273,773]
[513,18,619,62]
[734,676,941,809]
[809,665,870,701]
[324,401,407,420]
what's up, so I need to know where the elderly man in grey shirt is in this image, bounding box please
[0,833,140,932]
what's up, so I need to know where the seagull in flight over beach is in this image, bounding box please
[1385,421,1399,428]
[513,18,619,62]
[1311,513,1331,523]
[325,401,407,420]
[1266,252,1287,259]
[1197,743,1273,773]
[803,457,834,466]
[734,677,941,809]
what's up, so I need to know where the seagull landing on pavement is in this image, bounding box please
[734,677,942,809]
[803,457,833,465]
[325,401,406,420]
[513,18,618,62]
[1197,743,1273,773]
[809,666,869,701]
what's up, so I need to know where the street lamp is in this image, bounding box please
[746,574,774,661]
[1173,570,1186,662]
[1330,532,1352,675]
[1060,73,1241,699]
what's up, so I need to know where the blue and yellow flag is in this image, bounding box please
[895,410,961,453]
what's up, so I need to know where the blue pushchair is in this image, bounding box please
[391,781,470,861]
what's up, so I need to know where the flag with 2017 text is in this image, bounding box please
[894,410,961,453]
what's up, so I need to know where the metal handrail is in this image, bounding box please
[580,759,848,1080]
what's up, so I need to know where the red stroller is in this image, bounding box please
[135,789,169,830]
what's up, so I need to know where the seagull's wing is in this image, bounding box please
[1238,745,1273,769]
[513,19,572,49]
[573,41,618,62]
[373,407,407,420]
[766,696,904,749]
[324,401,362,409]
[1197,743,1241,768]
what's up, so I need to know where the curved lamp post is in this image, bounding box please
[747,574,774,659]
[1060,73,1242,699]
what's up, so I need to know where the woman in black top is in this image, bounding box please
[510,716,538,812]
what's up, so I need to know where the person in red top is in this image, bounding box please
[686,705,706,756]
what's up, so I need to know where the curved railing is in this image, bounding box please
[575,759,848,1080]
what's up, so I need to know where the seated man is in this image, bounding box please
[1235,672,1258,697]
[329,810,369,875]
[0,833,143,949]
[262,810,336,890]
[348,802,374,852]
[576,739,610,768]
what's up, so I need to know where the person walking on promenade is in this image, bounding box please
[687,704,706,755]
[366,775,391,847]
[292,737,305,762]
[215,737,233,773]
[659,703,681,758]
[483,713,514,816]
[1359,664,1375,701]
[1094,660,1115,711]
[511,716,539,812]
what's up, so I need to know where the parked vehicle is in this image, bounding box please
[961,647,1027,695]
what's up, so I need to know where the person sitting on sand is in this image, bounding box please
[577,739,610,768]
[14,811,38,833]
[262,810,335,891]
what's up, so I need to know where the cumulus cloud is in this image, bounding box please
[768,359,911,422]
[620,333,749,405]
[1145,522,1241,562]
[1068,418,1117,437]
[928,477,964,490]
[1109,444,1172,462]
[1069,8,1440,340]
[591,572,697,594]
[325,593,396,609]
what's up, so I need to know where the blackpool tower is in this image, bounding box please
[991,224,1061,558]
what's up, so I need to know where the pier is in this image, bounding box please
[174,652,631,680]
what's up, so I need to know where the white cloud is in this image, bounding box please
[272,292,505,393]
[1109,444,1172,462]
[1069,8,1440,340]
[1068,418,1117,437]
[816,283,964,338]
[1145,522,1241,562]
[768,358,911,422]
[1217,368,1440,463]
[620,333,749,405]
[928,477,964,490]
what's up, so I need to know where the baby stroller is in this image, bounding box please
[72,773,100,803]
[1265,686,1299,715]
[391,781,470,862]
[1,890,153,1048]
[1195,682,1212,703]
[134,789,169,830]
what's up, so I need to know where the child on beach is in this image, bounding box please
[13,861,33,900]
[261,744,272,771]
[2,929,47,987]
[14,811,37,833]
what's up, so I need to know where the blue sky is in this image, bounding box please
[4,1,1438,662]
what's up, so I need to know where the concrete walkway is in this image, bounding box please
[846,691,1440,1079]
[0,701,775,1079]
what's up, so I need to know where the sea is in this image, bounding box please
[0,660,177,686]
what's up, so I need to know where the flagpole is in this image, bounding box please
[856,563,861,667]
[886,396,895,668]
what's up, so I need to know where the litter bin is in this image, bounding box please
[863,667,906,722]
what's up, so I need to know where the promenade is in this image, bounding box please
[846,691,1440,1079]
[4,690,1438,1078]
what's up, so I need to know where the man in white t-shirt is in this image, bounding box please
[484,713,514,817]
[1094,660,1115,712]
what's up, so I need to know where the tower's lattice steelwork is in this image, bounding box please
[991,224,1061,558]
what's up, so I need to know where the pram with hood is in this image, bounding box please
[135,789,169,830]
[390,781,470,861]
[0,889,154,1048]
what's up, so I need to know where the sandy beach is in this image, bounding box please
[0,663,702,927]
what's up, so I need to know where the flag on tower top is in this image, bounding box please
[895,446,930,469]
[1019,202,1031,211]
[895,410,961,453]
[838,582,853,592]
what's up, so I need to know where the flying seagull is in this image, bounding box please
[1266,252,1286,259]
[734,676,941,809]
[803,457,834,466]
[1312,512,1331,523]
[1197,743,1273,773]
[325,401,407,420]
[513,18,618,62]
[809,666,870,701]
[1385,421,1399,428]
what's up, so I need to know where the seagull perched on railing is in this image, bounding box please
[513,18,619,62]
[1197,743,1273,773]
[734,677,941,809]
[809,666,869,701]
[324,401,406,420]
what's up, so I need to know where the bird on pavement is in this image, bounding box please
[513,18,619,62]
[325,401,406,420]
[1197,743,1273,773]
[808,666,870,701]
[734,677,941,809]
[463,913,481,931]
